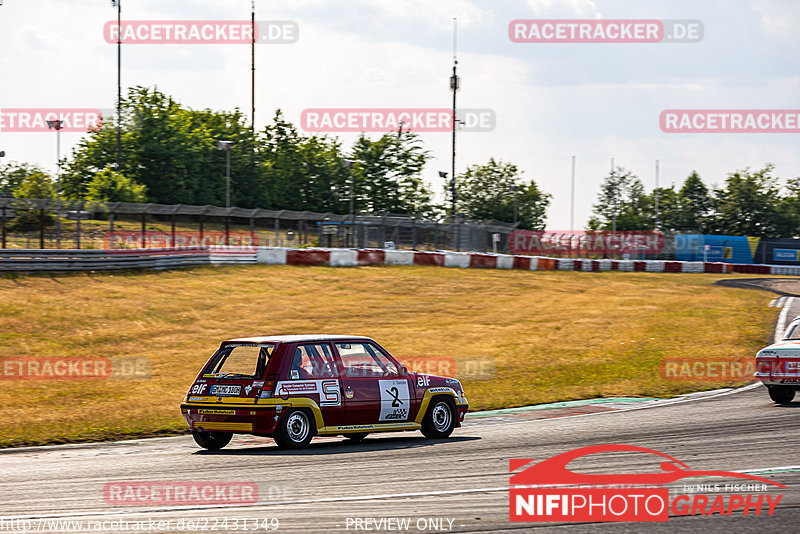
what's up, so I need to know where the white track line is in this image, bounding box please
[6,463,800,521]
[774,296,795,343]
[492,382,764,426]
[0,487,512,520]
[0,384,790,522]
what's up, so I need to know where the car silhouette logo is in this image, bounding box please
[510,444,785,488]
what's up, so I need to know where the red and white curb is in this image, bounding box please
[86,245,800,275]
[249,246,768,274]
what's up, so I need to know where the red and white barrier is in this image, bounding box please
[113,246,800,276]
[7,245,792,274]
[385,250,414,266]
[251,247,750,274]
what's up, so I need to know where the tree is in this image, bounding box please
[259,111,350,212]
[780,177,800,238]
[515,181,551,230]
[13,171,55,199]
[676,171,711,232]
[61,86,261,207]
[588,167,651,230]
[709,164,784,237]
[58,87,442,215]
[645,172,712,233]
[9,171,56,232]
[85,167,147,203]
[349,128,434,216]
[0,161,46,195]
[651,185,681,232]
[456,158,550,230]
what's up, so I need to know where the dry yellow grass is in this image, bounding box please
[0,265,779,447]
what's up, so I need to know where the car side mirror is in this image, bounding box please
[399,365,408,377]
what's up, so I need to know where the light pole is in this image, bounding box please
[570,155,575,233]
[439,170,456,221]
[440,170,459,250]
[510,183,518,226]
[343,159,355,247]
[111,0,122,170]
[449,19,459,224]
[217,140,233,207]
[251,0,256,130]
[610,157,617,235]
[654,159,660,231]
[46,119,64,248]
[0,150,5,249]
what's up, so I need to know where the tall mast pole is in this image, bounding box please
[654,159,660,230]
[570,155,576,233]
[251,0,256,130]
[450,18,459,222]
[116,0,122,171]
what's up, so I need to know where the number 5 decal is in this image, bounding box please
[320,380,341,406]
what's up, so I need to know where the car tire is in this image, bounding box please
[343,432,369,443]
[274,409,314,449]
[768,386,795,404]
[191,429,233,450]
[421,397,456,439]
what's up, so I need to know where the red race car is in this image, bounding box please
[180,335,469,450]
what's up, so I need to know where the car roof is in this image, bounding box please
[223,334,376,344]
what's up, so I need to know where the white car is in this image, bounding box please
[755,316,800,403]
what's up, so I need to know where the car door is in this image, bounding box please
[276,342,344,426]
[335,341,412,425]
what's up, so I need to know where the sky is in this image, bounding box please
[0,0,798,229]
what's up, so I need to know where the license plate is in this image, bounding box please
[211,385,242,396]
[786,362,800,370]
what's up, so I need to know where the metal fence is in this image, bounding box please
[0,197,519,253]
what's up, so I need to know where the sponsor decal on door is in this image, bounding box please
[379,379,410,421]
[274,380,341,406]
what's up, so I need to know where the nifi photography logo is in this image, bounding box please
[509,444,784,523]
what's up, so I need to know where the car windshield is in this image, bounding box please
[782,322,800,340]
[207,343,275,378]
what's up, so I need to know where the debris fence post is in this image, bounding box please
[39,209,45,249]
[1,206,6,249]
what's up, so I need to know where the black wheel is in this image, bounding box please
[192,429,233,450]
[421,397,456,439]
[768,386,795,404]
[343,432,369,443]
[274,409,314,449]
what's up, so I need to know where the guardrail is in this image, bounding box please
[0,247,254,272]
[2,246,798,276]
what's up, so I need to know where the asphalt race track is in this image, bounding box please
[2,385,800,533]
[3,282,800,533]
